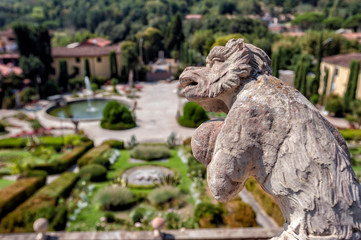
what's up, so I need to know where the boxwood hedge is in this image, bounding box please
[0,172,78,233]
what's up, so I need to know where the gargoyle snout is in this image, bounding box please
[179,73,198,89]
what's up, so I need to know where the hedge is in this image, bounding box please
[245,178,284,226]
[178,102,209,128]
[0,172,78,233]
[0,136,84,150]
[339,129,361,141]
[77,143,110,168]
[79,164,107,182]
[101,139,124,149]
[0,177,46,220]
[31,141,93,174]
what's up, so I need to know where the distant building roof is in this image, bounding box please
[0,53,19,59]
[323,53,361,68]
[341,32,361,44]
[78,37,112,47]
[0,63,22,76]
[52,45,120,58]
[0,27,15,40]
[282,32,305,37]
[185,14,203,20]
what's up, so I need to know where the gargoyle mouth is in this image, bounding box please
[179,77,198,90]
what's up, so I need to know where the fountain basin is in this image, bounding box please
[46,98,129,121]
[122,165,174,188]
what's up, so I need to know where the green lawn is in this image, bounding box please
[0,178,15,190]
[66,148,193,231]
[0,149,63,175]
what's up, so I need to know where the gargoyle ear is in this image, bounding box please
[237,39,245,51]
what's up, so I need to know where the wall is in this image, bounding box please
[52,54,122,81]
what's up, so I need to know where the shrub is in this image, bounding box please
[101,139,124,149]
[325,95,344,117]
[194,202,224,228]
[178,102,209,128]
[245,178,284,226]
[147,186,180,207]
[91,156,110,169]
[0,172,78,233]
[0,122,6,133]
[0,177,45,220]
[130,144,171,161]
[339,129,361,141]
[57,141,94,171]
[223,197,257,227]
[94,186,135,210]
[79,164,107,182]
[77,143,109,167]
[101,101,136,130]
[104,212,116,223]
[165,211,182,229]
[187,155,206,179]
[0,138,27,148]
[50,205,68,231]
[130,207,146,223]
[20,169,48,183]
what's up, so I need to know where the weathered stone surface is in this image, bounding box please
[191,120,223,166]
[179,38,361,240]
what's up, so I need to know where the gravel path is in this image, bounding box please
[36,81,194,146]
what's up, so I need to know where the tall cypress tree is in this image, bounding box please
[165,13,184,53]
[271,50,280,78]
[84,58,91,78]
[321,68,329,104]
[344,60,361,112]
[58,60,68,91]
[109,51,118,79]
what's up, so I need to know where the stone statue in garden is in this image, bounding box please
[179,38,361,240]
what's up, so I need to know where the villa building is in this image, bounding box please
[318,52,361,99]
[52,41,121,80]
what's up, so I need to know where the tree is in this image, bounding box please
[190,30,214,56]
[321,68,329,104]
[344,60,360,112]
[58,60,68,91]
[19,55,45,81]
[292,12,325,31]
[84,58,91,78]
[109,51,118,79]
[322,17,343,30]
[271,50,280,78]
[343,14,361,32]
[121,41,139,82]
[12,23,52,89]
[294,55,311,97]
[136,27,163,63]
[165,13,184,54]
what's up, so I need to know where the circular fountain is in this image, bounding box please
[46,98,114,121]
[122,166,174,187]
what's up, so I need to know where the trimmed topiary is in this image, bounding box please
[101,101,136,130]
[79,164,107,182]
[325,94,344,117]
[101,139,124,149]
[147,186,180,208]
[178,102,209,128]
[194,202,224,228]
[130,144,170,161]
[94,186,135,210]
[223,197,257,227]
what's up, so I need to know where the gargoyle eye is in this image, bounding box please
[212,57,224,62]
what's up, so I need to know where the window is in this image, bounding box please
[76,57,80,63]
[97,57,102,62]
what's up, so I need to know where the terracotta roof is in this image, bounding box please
[52,45,121,58]
[0,63,22,76]
[0,53,19,59]
[323,53,361,68]
[185,14,203,20]
[341,32,361,44]
[78,37,112,47]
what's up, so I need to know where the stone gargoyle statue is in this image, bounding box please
[179,38,361,240]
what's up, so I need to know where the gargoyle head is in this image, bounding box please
[179,39,271,113]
